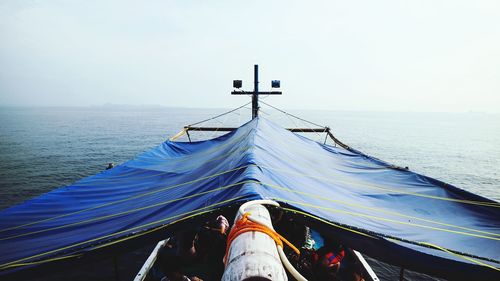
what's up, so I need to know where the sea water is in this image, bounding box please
[0,106,498,280]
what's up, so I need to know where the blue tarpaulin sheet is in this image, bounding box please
[0,118,499,279]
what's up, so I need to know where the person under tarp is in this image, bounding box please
[157,215,230,281]
[274,215,365,281]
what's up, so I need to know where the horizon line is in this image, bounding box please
[0,104,498,115]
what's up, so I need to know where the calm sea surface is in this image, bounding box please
[0,106,498,280]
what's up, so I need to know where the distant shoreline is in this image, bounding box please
[0,105,497,115]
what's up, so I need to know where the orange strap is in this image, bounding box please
[224,212,300,265]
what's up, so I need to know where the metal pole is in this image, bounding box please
[252,64,259,119]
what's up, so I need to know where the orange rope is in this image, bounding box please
[224,212,300,265]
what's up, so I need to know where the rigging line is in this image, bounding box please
[1,198,244,269]
[190,125,203,141]
[0,180,255,241]
[0,165,255,234]
[89,199,236,252]
[252,120,480,206]
[1,207,220,271]
[415,241,500,272]
[259,93,271,100]
[74,144,253,186]
[289,110,324,142]
[261,165,499,207]
[279,207,376,239]
[0,253,83,270]
[260,102,324,142]
[210,113,230,139]
[288,108,323,142]
[188,101,252,127]
[77,161,204,182]
[257,107,272,117]
[258,103,344,147]
[37,198,242,269]
[252,144,499,208]
[280,207,500,268]
[278,105,310,138]
[263,181,500,237]
[0,197,244,270]
[236,105,244,131]
[30,144,253,227]
[131,127,253,166]
[243,105,253,114]
[273,197,500,241]
[260,100,326,129]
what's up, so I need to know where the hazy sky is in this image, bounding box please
[0,1,499,112]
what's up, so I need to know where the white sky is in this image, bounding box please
[0,0,499,112]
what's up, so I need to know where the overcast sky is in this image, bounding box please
[0,1,499,112]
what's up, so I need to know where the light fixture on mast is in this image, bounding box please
[232,65,282,119]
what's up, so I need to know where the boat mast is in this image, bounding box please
[232,64,282,120]
[180,66,349,148]
[253,65,259,119]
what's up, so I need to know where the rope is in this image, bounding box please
[274,198,500,241]
[0,164,254,234]
[0,197,243,270]
[265,186,499,238]
[209,112,231,139]
[136,128,252,164]
[260,101,326,129]
[188,102,251,126]
[257,161,500,208]
[0,180,256,241]
[260,101,348,146]
[417,241,500,272]
[223,212,300,265]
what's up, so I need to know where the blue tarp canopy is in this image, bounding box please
[0,118,499,279]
